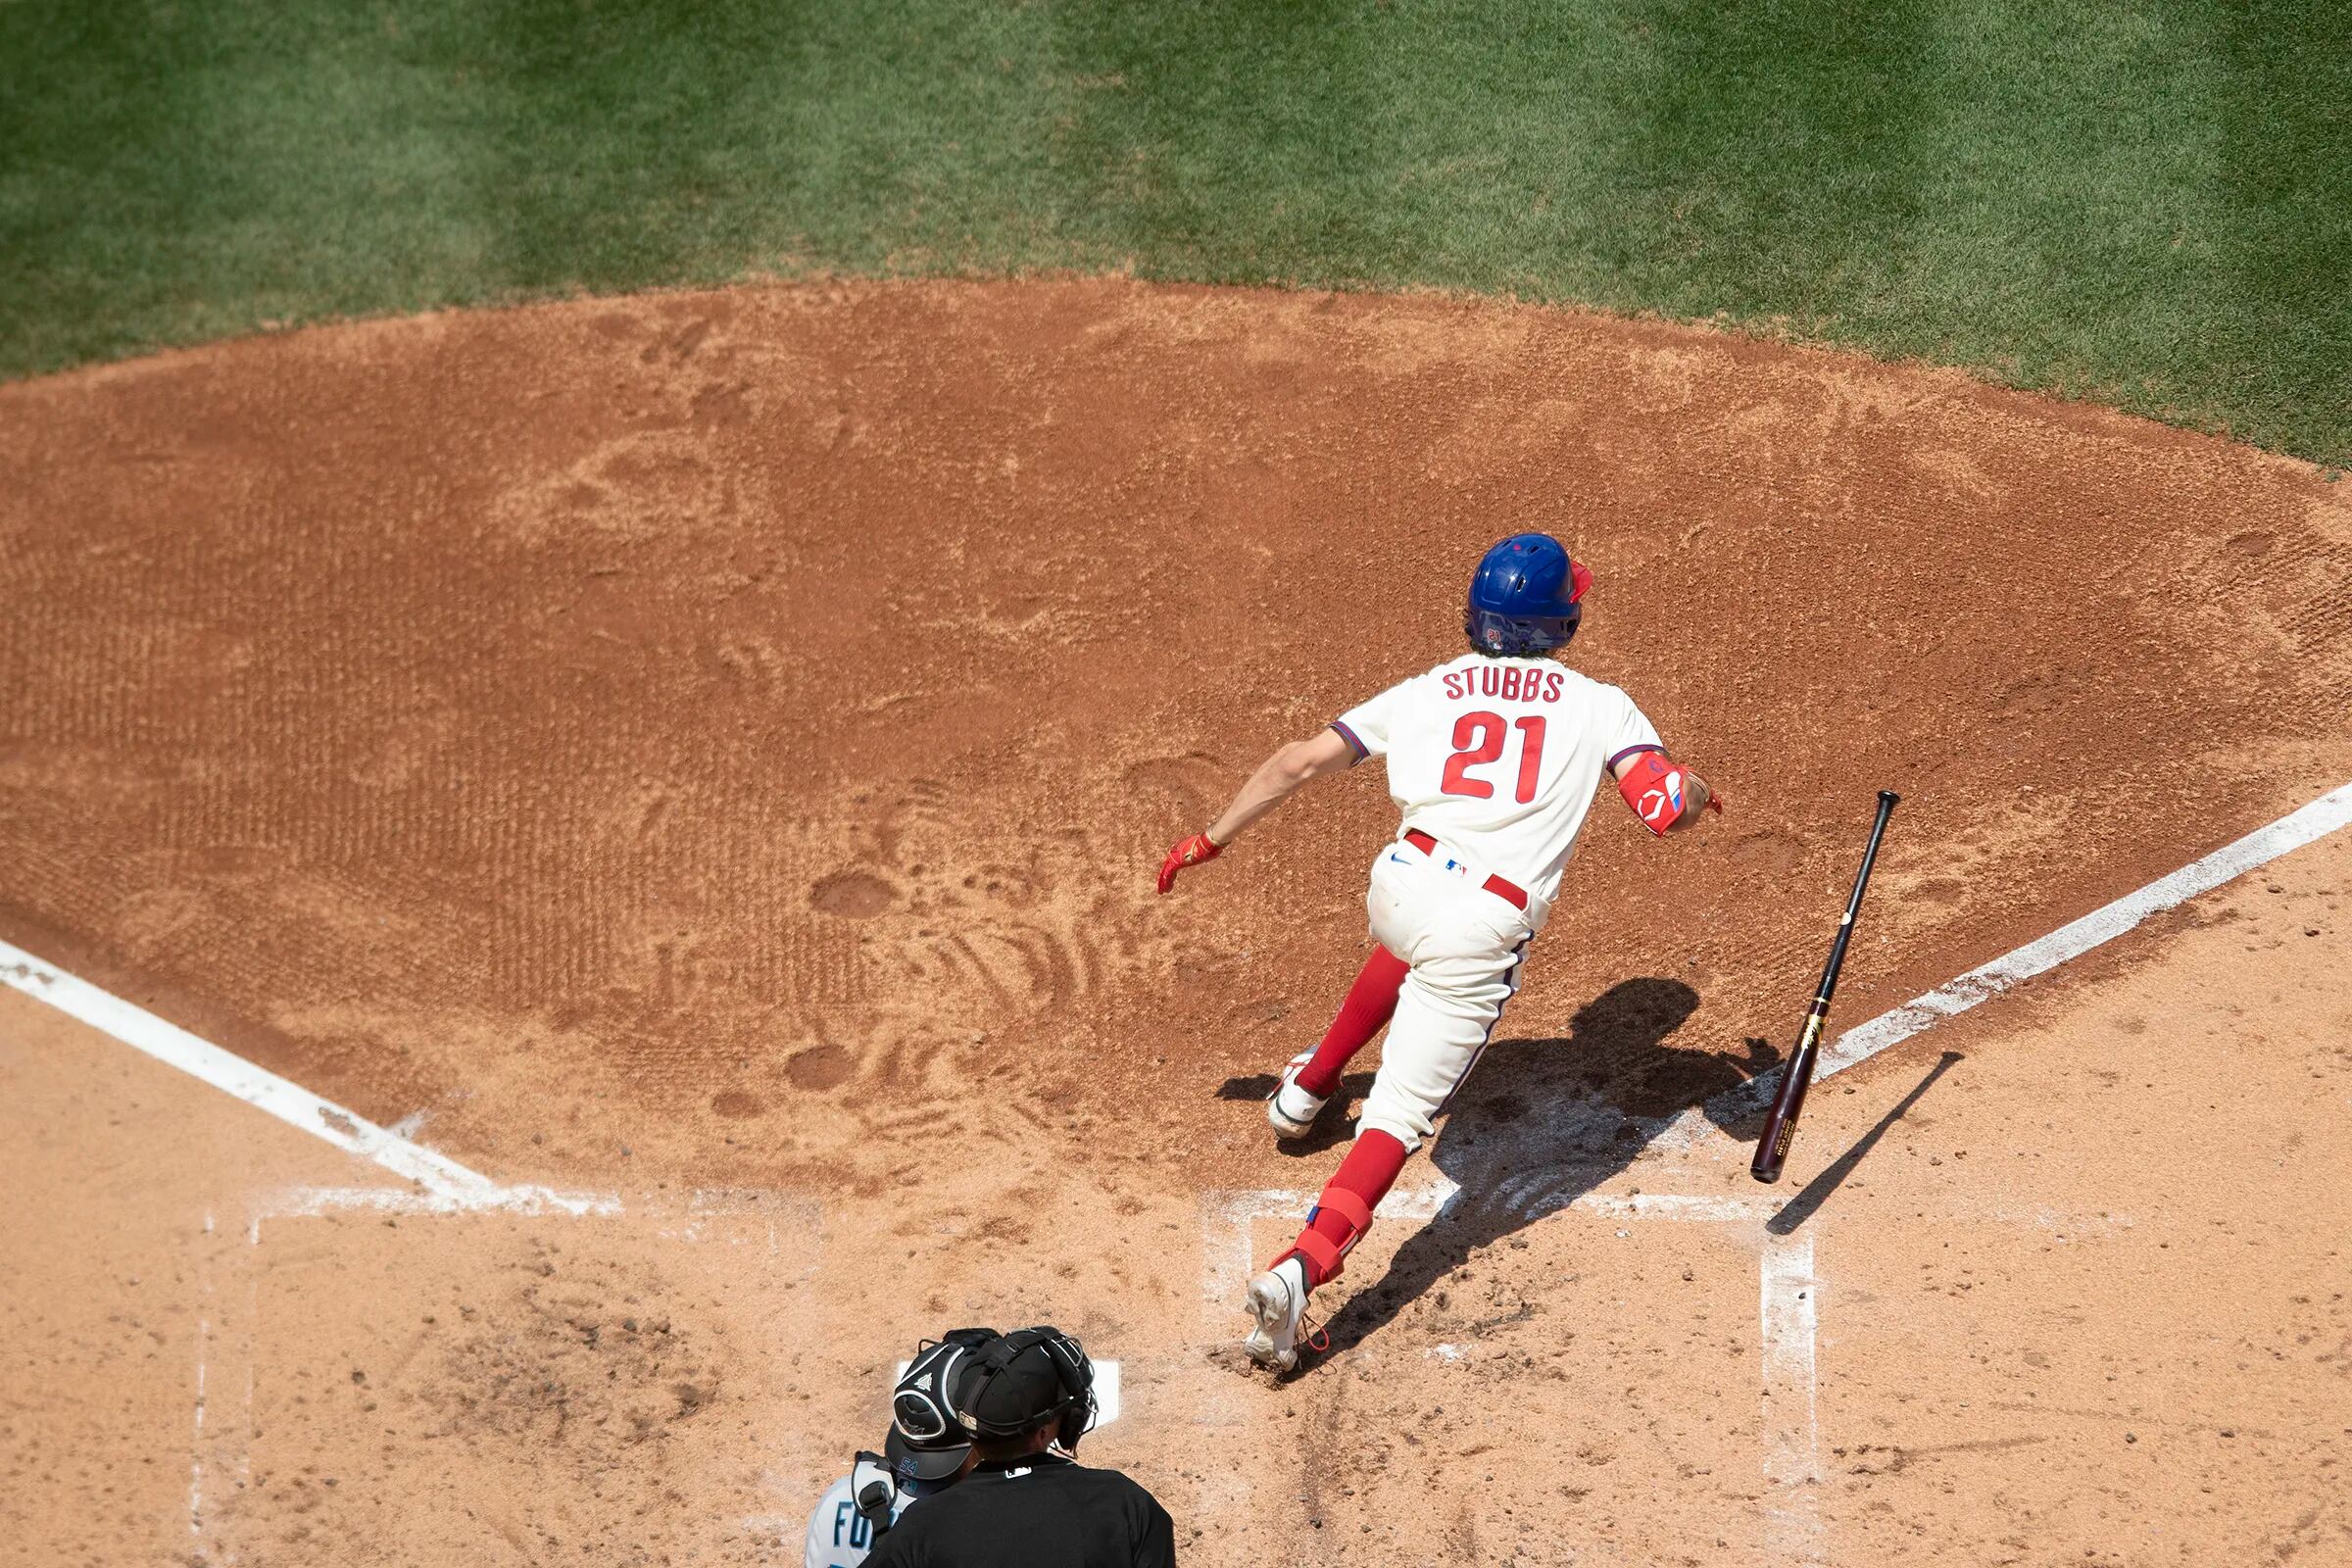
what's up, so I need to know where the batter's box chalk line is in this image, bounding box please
[180,1186,827,1559]
[1197,1184,1824,1559]
[1200,1181,2126,1568]
[252,1182,822,1232]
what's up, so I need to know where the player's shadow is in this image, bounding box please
[1312,977,1775,1360]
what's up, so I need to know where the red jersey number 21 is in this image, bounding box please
[1440,711,1546,803]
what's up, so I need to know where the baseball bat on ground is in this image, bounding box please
[1751,790,1900,1184]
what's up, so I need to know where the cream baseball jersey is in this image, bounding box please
[1332,653,1661,908]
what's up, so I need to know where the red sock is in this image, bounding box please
[1286,1129,1410,1289]
[1295,947,1409,1098]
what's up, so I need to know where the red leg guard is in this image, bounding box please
[1295,947,1409,1099]
[1278,1129,1411,1289]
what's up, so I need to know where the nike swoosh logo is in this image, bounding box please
[1387,853,1409,865]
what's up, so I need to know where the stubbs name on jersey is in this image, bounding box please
[1439,664,1568,704]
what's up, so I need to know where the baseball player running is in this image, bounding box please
[1155,534,1720,1370]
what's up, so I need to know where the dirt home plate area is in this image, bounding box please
[3,278,2350,1565]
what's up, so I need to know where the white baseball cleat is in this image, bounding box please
[1244,1256,1310,1371]
[1267,1051,1328,1139]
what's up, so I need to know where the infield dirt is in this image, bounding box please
[3,279,2349,1565]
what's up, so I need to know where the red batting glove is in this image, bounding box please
[1156,832,1222,894]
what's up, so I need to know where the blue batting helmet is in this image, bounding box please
[1464,533,1592,656]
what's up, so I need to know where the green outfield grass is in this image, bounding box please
[3,1,2345,462]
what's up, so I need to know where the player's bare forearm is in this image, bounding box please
[1156,728,1355,895]
[1207,732,1351,846]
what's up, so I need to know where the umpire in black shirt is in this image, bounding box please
[863,1326,1175,1568]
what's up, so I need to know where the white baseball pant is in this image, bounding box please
[1356,837,1535,1152]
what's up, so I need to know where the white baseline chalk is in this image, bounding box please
[1659,776,2352,1151]
[0,937,566,1207]
[1817,778,2352,1080]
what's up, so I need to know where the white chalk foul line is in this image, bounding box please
[1819,778,2352,1077]
[1665,777,2352,1143]
[0,937,580,1208]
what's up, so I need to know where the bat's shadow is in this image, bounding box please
[1310,976,1773,1360]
